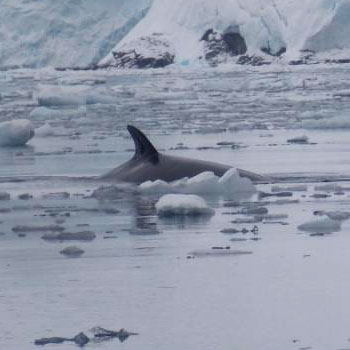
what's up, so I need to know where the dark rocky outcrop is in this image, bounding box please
[261,45,286,57]
[201,28,247,65]
[237,55,271,66]
[288,49,317,65]
[110,33,175,69]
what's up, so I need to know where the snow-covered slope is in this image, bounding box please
[0,0,151,68]
[102,0,350,67]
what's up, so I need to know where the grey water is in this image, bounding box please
[2,66,350,349]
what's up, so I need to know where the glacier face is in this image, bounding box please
[2,0,350,69]
[0,0,152,68]
[103,0,350,66]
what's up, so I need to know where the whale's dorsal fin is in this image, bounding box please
[127,125,159,164]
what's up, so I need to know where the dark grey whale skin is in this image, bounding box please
[99,125,265,184]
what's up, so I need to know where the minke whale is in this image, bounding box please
[100,125,265,184]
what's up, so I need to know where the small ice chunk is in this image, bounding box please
[156,194,214,217]
[326,211,350,221]
[36,85,116,106]
[263,214,288,220]
[187,249,252,257]
[0,119,34,146]
[42,231,96,241]
[60,246,85,257]
[91,186,122,200]
[287,135,309,144]
[271,185,307,192]
[29,106,86,119]
[37,85,87,106]
[86,93,115,105]
[0,192,10,200]
[297,218,341,233]
[218,168,255,194]
[195,127,226,134]
[12,224,65,232]
[42,192,70,199]
[140,169,255,195]
[315,210,350,221]
[35,123,56,137]
[314,184,343,192]
[241,207,268,215]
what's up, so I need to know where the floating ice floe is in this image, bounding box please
[300,114,350,129]
[187,249,253,258]
[155,194,214,217]
[287,135,309,144]
[315,211,350,221]
[0,119,34,147]
[42,231,96,242]
[140,168,255,195]
[35,123,56,137]
[297,218,341,233]
[0,192,10,200]
[36,85,116,106]
[60,246,85,257]
[314,183,343,192]
[29,106,86,120]
[271,185,307,192]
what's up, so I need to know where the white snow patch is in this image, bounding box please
[140,168,255,195]
[0,119,34,147]
[156,194,214,217]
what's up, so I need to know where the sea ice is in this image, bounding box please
[187,248,253,257]
[271,185,307,192]
[287,135,309,144]
[42,231,96,242]
[0,119,34,147]
[297,218,342,233]
[140,168,255,195]
[300,115,350,129]
[36,85,116,106]
[59,246,85,257]
[155,194,215,217]
[29,106,86,120]
[315,211,350,221]
[35,123,56,137]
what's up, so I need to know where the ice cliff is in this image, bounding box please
[102,0,350,67]
[2,0,350,69]
[0,0,151,68]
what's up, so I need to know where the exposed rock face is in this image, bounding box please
[110,33,175,69]
[261,45,286,57]
[237,55,271,66]
[288,49,317,65]
[201,28,247,65]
